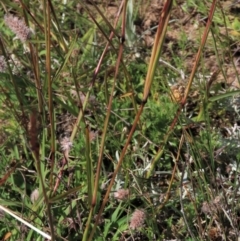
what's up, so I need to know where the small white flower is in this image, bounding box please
[60,137,73,152]
[30,189,39,203]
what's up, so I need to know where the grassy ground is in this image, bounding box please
[1,0,240,240]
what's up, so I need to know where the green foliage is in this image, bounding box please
[142,96,178,143]
[0,0,240,240]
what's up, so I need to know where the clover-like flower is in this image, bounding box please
[4,14,32,42]
[114,189,129,201]
[129,209,145,230]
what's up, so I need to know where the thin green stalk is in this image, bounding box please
[143,0,173,101]
[88,104,144,241]
[69,17,109,143]
[84,0,139,118]
[70,90,91,142]
[29,43,44,115]
[85,126,94,207]
[42,0,55,239]
[0,38,26,121]
[45,0,55,187]
[85,56,119,241]
[22,5,43,115]
[85,2,127,240]
[73,4,128,237]
[82,208,94,241]
[182,0,218,103]
[87,1,174,239]
[47,0,68,52]
[146,0,218,178]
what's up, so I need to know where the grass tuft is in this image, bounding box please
[1,0,240,240]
